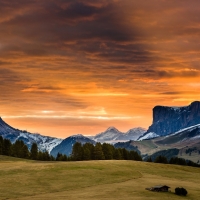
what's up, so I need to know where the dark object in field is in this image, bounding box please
[175,187,188,196]
[146,185,170,192]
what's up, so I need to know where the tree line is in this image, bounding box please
[147,155,200,167]
[0,136,54,161]
[0,135,199,167]
[70,142,142,161]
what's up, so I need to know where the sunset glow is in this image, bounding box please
[1,0,200,137]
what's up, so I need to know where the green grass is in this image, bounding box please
[0,155,200,200]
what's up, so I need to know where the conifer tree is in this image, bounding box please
[83,147,91,160]
[94,143,105,160]
[121,148,128,160]
[72,142,83,161]
[3,139,12,156]
[84,143,95,159]
[30,142,38,160]
[113,148,122,160]
[102,143,113,160]
[56,153,63,161]
[0,136,3,154]
[128,150,142,161]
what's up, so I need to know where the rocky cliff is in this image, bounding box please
[147,101,200,136]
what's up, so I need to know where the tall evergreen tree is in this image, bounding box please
[72,142,83,161]
[83,147,91,160]
[121,148,128,160]
[30,142,38,160]
[102,143,113,160]
[22,144,29,159]
[3,139,12,156]
[0,136,3,155]
[113,149,122,160]
[12,140,28,158]
[94,143,105,160]
[128,150,142,161]
[84,143,95,159]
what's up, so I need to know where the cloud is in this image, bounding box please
[1,0,200,136]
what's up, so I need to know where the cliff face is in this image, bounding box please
[147,101,200,136]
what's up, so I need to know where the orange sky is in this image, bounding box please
[1,0,200,138]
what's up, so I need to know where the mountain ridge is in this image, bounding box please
[0,117,62,152]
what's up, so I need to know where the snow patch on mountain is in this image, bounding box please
[138,132,159,141]
[94,127,122,142]
[165,124,200,138]
[0,117,63,153]
[90,127,146,143]
[116,127,146,141]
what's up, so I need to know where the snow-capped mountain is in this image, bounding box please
[50,134,95,157]
[93,127,122,142]
[0,117,62,152]
[91,127,146,143]
[116,127,146,141]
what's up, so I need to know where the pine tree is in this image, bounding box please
[102,143,113,160]
[113,149,122,160]
[56,153,63,161]
[72,142,83,161]
[3,139,12,156]
[83,143,95,159]
[94,143,105,160]
[83,147,91,160]
[21,144,29,159]
[128,150,142,161]
[122,148,128,160]
[0,136,3,155]
[30,143,38,160]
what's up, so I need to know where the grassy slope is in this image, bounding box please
[0,155,200,200]
[132,137,200,163]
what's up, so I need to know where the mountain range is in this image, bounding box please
[1,101,200,162]
[88,126,146,143]
[0,117,146,156]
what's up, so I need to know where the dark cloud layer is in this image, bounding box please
[0,0,149,62]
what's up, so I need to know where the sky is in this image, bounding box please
[1,0,200,138]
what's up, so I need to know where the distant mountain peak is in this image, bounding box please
[105,126,119,132]
[70,134,85,138]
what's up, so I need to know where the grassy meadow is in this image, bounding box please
[0,155,200,200]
